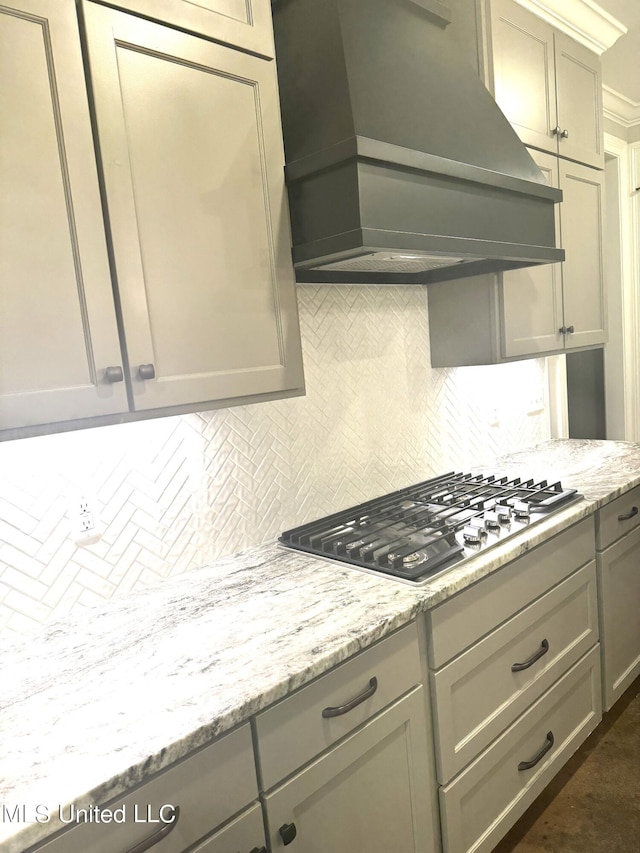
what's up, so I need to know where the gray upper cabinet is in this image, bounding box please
[490,0,603,169]
[0,0,128,432]
[0,0,303,437]
[428,148,606,366]
[87,0,276,57]
[82,2,303,413]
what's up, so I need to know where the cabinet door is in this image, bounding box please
[263,688,438,853]
[491,0,557,156]
[92,0,275,57]
[598,525,640,710]
[0,0,127,432]
[559,160,606,349]
[82,3,304,413]
[500,150,563,357]
[554,33,603,170]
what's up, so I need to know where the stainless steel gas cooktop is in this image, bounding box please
[279,471,581,583]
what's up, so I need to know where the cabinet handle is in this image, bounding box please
[558,326,566,334]
[552,125,562,136]
[618,506,638,521]
[138,363,156,381]
[279,823,297,845]
[518,731,554,771]
[561,128,569,138]
[125,806,180,853]
[566,325,575,334]
[321,676,378,718]
[104,366,124,383]
[511,638,549,672]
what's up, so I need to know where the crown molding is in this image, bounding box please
[513,0,627,54]
[603,85,640,128]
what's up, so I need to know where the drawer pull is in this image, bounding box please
[618,506,638,521]
[279,822,297,845]
[518,731,554,771]
[322,676,378,718]
[126,806,180,853]
[511,639,549,672]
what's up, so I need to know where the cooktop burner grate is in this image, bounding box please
[279,472,580,582]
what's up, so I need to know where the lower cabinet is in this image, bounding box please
[262,688,436,853]
[596,485,640,710]
[426,519,602,853]
[34,724,264,853]
[439,648,601,853]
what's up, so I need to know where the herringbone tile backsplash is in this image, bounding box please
[0,286,551,636]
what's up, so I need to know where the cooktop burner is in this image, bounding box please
[279,472,581,582]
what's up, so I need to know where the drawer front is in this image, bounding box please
[598,523,640,710]
[255,622,422,790]
[432,560,598,783]
[191,803,266,853]
[36,724,257,853]
[439,646,602,853]
[596,485,640,550]
[427,517,595,668]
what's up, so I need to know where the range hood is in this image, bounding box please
[272,0,565,285]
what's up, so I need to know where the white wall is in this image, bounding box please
[0,286,551,637]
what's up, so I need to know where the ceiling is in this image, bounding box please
[595,0,640,103]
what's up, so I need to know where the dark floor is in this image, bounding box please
[492,675,640,853]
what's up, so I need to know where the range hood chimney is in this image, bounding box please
[272,0,564,285]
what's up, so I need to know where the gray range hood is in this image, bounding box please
[272,0,565,285]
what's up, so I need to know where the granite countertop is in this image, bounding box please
[2,439,640,853]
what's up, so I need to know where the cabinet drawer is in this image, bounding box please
[427,518,594,668]
[596,485,640,550]
[439,646,601,853]
[36,724,257,853]
[432,561,598,783]
[255,622,422,790]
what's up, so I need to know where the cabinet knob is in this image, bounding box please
[138,363,156,381]
[561,128,569,139]
[552,125,562,136]
[558,326,566,335]
[566,325,575,334]
[279,823,297,845]
[104,366,124,383]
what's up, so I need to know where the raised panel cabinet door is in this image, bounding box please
[82,3,304,413]
[490,0,557,155]
[554,33,603,169]
[558,160,606,350]
[0,0,127,432]
[263,689,439,853]
[91,0,275,57]
[500,149,563,357]
[598,525,640,710]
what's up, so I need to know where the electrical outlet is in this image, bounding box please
[69,493,101,545]
[527,395,545,415]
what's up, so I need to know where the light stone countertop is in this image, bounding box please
[2,439,640,853]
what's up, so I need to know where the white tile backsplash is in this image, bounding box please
[0,286,550,636]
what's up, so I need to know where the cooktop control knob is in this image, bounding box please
[483,510,500,529]
[512,500,531,519]
[496,505,512,523]
[463,524,488,545]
